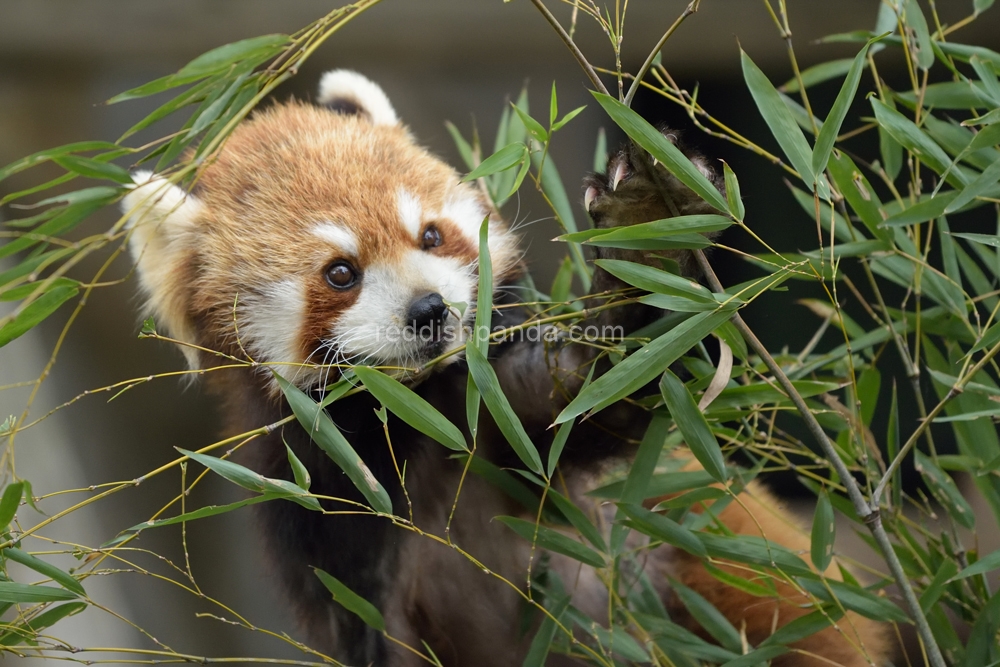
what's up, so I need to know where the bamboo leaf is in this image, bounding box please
[497,516,604,568]
[284,441,311,491]
[177,34,290,78]
[915,451,976,529]
[465,345,543,475]
[314,567,385,632]
[591,93,729,213]
[945,156,1000,213]
[618,503,706,558]
[0,483,24,529]
[178,449,321,512]
[659,370,727,483]
[671,578,742,652]
[810,490,835,572]
[812,39,877,178]
[595,259,717,302]
[3,549,85,596]
[274,372,392,514]
[0,602,87,645]
[741,49,817,190]
[462,143,526,182]
[781,59,855,93]
[0,285,79,348]
[556,308,735,423]
[0,583,78,604]
[722,162,744,221]
[52,155,132,184]
[354,366,468,452]
[905,0,935,69]
[126,495,275,532]
[871,98,965,185]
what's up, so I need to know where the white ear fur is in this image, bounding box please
[122,171,202,369]
[317,70,399,126]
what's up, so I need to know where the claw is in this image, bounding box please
[584,186,598,211]
[611,161,628,191]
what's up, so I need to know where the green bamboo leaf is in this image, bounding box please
[546,492,606,555]
[879,93,903,181]
[549,257,573,304]
[564,214,732,244]
[52,155,132,184]
[551,105,586,133]
[946,157,1000,213]
[871,98,965,185]
[797,578,909,622]
[810,490,835,571]
[0,483,24,529]
[273,373,392,514]
[467,217,493,438]
[659,370,727,483]
[975,0,996,15]
[314,567,385,632]
[0,141,123,183]
[107,71,214,105]
[880,191,960,226]
[178,448,320,511]
[700,533,814,576]
[521,595,570,667]
[507,155,531,197]
[952,232,1000,248]
[914,450,975,529]
[671,578,742,652]
[496,516,604,568]
[887,382,902,510]
[0,602,86,645]
[905,0,935,69]
[284,441,311,491]
[591,93,729,213]
[741,49,817,190]
[920,560,958,612]
[0,583,78,604]
[177,34,290,78]
[781,58,855,93]
[0,278,79,303]
[462,143,526,182]
[548,81,558,126]
[826,152,890,241]
[511,105,548,142]
[812,39,877,178]
[965,590,1000,667]
[546,419,573,477]
[593,127,608,172]
[719,646,789,667]
[2,549,85,596]
[951,549,1000,581]
[899,81,995,109]
[444,121,476,171]
[354,366,468,452]
[760,608,841,647]
[609,415,670,554]
[596,259,717,303]
[0,285,79,348]
[126,495,275,532]
[970,55,1000,105]
[465,345,543,474]
[556,308,735,423]
[618,503,706,558]
[722,162,744,221]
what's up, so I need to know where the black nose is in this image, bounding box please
[407,292,448,332]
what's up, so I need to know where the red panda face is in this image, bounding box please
[123,71,520,391]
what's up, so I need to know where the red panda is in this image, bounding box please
[122,70,889,666]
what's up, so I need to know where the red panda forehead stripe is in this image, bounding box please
[312,222,360,257]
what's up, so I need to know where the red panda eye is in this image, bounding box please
[325,262,358,290]
[421,225,442,250]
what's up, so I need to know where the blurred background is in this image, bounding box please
[2,0,998,662]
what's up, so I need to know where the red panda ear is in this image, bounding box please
[317,70,399,126]
[122,171,203,369]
